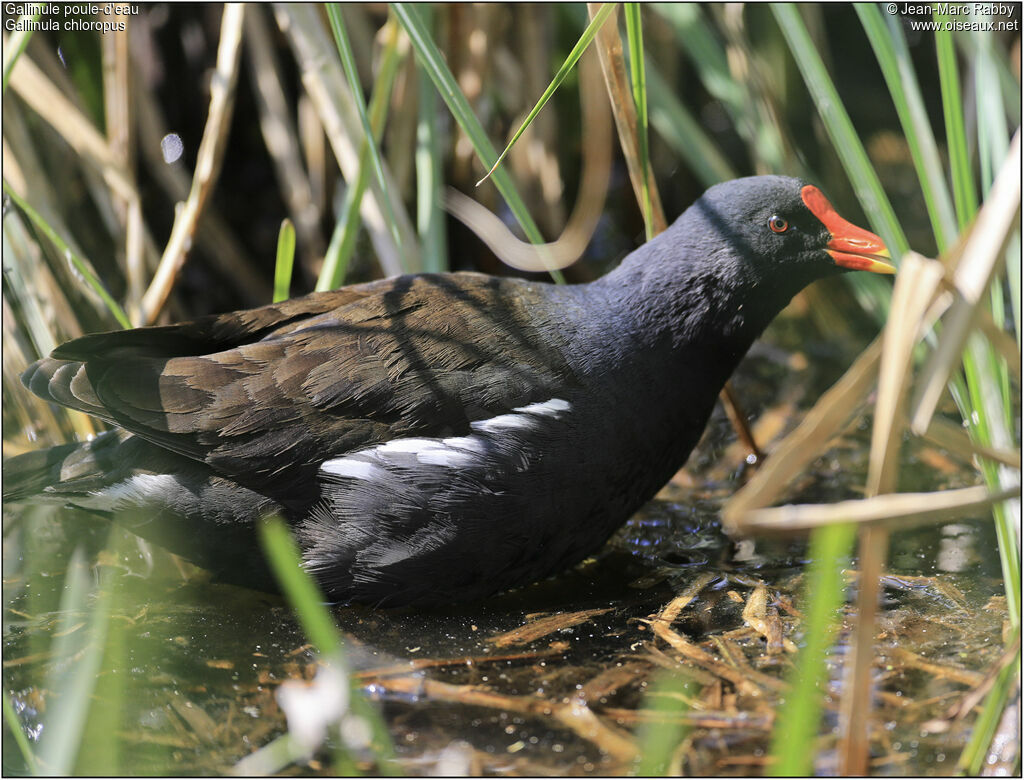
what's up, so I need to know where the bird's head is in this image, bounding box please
[615,175,897,351]
[685,175,895,284]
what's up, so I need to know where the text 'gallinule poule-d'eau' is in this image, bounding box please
[4,176,895,606]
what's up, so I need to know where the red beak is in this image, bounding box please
[801,185,896,274]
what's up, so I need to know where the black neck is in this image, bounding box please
[594,226,805,374]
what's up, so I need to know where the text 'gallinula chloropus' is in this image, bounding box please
[5,176,895,606]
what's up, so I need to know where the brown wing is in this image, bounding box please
[23,273,578,497]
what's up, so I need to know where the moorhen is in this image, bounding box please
[4,176,894,606]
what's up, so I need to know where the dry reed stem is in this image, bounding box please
[351,647,563,680]
[970,305,1022,381]
[840,524,887,775]
[5,51,154,328]
[273,3,420,276]
[923,416,1021,470]
[733,484,1018,533]
[586,2,666,233]
[910,131,1022,434]
[649,572,767,697]
[579,662,651,703]
[298,95,327,217]
[1,103,107,331]
[741,583,797,654]
[841,251,951,771]
[639,644,720,686]
[869,253,948,495]
[124,199,145,325]
[885,647,986,688]
[650,624,770,698]
[710,635,753,672]
[244,6,325,264]
[130,69,269,306]
[102,12,145,324]
[369,676,638,764]
[486,607,612,648]
[656,571,717,625]
[443,47,612,272]
[722,337,883,531]
[7,50,135,201]
[598,706,773,730]
[141,3,246,324]
[714,635,790,692]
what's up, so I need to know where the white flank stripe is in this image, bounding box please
[472,397,570,434]
[513,398,571,416]
[376,438,440,454]
[414,447,475,467]
[320,457,382,481]
[318,400,569,479]
[375,436,485,466]
[471,413,534,434]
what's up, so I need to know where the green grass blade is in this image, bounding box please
[258,516,398,773]
[415,6,447,273]
[770,523,857,776]
[392,2,565,284]
[1,11,40,94]
[964,333,1021,623]
[646,62,736,187]
[633,675,693,775]
[624,3,654,240]
[319,176,367,291]
[856,5,957,252]
[37,547,114,775]
[652,3,787,171]
[934,19,978,230]
[989,475,1021,623]
[320,173,368,291]
[325,4,404,256]
[477,2,615,187]
[75,533,139,776]
[957,635,1020,774]
[3,691,38,774]
[973,30,1011,192]
[969,20,1018,345]
[274,218,296,302]
[4,207,60,356]
[650,4,744,127]
[1006,232,1021,347]
[770,3,908,258]
[4,180,131,329]
[966,20,1021,634]
[416,83,447,273]
[317,18,403,291]
[259,517,343,657]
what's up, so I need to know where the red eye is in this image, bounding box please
[768,215,788,233]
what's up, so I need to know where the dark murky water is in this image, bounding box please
[2,337,1010,776]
